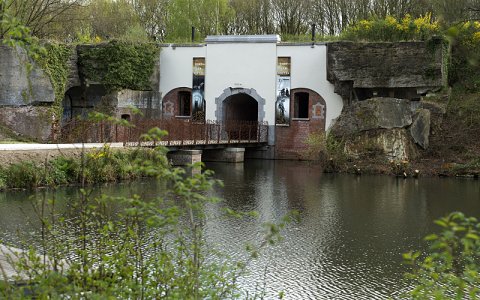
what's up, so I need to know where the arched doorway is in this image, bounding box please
[214,88,265,122]
[222,92,259,140]
[223,93,258,122]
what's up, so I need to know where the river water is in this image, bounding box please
[1,160,479,299]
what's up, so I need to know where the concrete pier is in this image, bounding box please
[167,150,202,166]
[202,147,245,163]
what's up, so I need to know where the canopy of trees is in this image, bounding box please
[1,0,480,42]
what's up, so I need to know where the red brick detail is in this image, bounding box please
[162,87,192,119]
[275,88,326,160]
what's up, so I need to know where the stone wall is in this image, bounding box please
[0,106,53,142]
[0,45,55,141]
[327,39,446,103]
[0,45,55,106]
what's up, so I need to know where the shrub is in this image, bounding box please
[404,212,480,299]
[342,14,440,42]
[4,161,43,189]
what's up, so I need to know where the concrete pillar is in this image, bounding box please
[202,147,245,163]
[167,150,202,166]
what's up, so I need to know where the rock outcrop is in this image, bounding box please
[329,97,444,160]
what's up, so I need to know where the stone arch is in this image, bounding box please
[290,88,327,130]
[215,88,265,122]
[162,87,192,118]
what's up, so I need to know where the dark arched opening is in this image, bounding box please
[223,93,258,139]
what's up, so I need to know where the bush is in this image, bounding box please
[404,212,480,299]
[342,14,440,42]
[3,161,43,189]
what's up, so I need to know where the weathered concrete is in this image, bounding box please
[115,89,162,119]
[1,244,26,281]
[0,45,55,106]
[167,150,202,166]
[410,109,431,149]
[329,97,440,160]
[0,106,53,142]
[327,39,446,103]
[65,46,81,90]
[1,244,69,282]
[344,128,418,160]
[202,147,245,163]
[330,98,413,137]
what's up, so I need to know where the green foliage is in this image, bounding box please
[0,0,44,59]
[446,22,480,92]
[3,161,43,189]
[0,146,168,190]
[404,212,480,299]
[304,131,326,161]
[0,129,295,299]
[165,0,233,42]
[342,14,440,42]
[34,43,73,121]
[78,40,159,91]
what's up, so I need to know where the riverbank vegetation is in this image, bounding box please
[0,146,167,190]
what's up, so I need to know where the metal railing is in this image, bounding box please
[59,118,269,146]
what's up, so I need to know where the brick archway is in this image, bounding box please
[162,87,192,118]
[290,88,326,130]
[214,88,265,122]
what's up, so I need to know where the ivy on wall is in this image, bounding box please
[34,42,73,120]
[78,40,159,91]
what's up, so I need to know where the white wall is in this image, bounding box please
[205,43,277,123]
[159,45,206,97]
[158,42,343,130]
[276,44,343,129]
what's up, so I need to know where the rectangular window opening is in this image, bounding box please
[294,92,309,119]
[178,91,191,116]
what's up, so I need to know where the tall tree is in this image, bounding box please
[4,0,85,38]
[88,0,142,40]
[228,0,273,34]
[129,0,169,41]
[165,0,233,42]
[271,0,311,36]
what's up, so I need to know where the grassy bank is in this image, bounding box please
[0,146,167,190]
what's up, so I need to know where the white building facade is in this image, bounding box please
[158,35,344,159]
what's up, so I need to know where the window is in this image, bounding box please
[178,91,191,116]
[294,92,309,118]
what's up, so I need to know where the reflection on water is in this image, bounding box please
[203,160,480,299]
[1,160,479,299]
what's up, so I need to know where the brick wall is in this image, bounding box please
[162,87,192,119]
[275,88,326,160]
